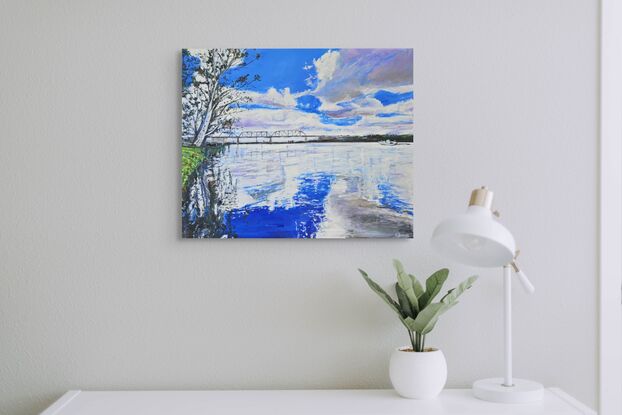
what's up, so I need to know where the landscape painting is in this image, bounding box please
[181,48,414,238]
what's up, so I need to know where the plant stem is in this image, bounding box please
[415,332,422,352]
[408,330,416,350]
[421,335,426,351]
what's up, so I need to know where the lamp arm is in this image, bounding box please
[511,260,535,294]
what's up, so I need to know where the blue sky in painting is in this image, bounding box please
[186,48,414,135]
[373,90,414,106]
[226,49,326,93]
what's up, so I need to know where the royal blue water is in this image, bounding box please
[182,142,413,238]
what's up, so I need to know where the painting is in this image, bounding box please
[181,48,414,238]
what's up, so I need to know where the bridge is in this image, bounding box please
[204,130,320,144]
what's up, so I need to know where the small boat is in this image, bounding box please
[379,139,398,146]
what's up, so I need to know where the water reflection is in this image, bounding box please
[181,142,413,238]
[182,146,237,238]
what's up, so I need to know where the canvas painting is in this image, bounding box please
[181,48,414,238]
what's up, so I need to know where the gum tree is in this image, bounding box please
[182,49,260,147]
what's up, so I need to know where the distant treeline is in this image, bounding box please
[321,134,413,143]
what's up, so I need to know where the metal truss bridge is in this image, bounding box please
[206,130,319,144]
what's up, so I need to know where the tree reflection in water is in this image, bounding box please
[182,145,237,238]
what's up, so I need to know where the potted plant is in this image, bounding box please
[359,260,478,399]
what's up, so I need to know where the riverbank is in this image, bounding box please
[181,147,205,190]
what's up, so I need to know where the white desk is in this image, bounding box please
[41,389,596,415]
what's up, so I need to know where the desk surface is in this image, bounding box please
[41,388,596,415]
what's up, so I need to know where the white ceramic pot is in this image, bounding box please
[389,346,447,399]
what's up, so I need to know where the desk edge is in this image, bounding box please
[39,388,596,414]
[40,391,81,415]
[549,388,597,415]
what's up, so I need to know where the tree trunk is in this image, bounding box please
[193,111,211,147]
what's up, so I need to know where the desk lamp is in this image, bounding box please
[431,186,543,403]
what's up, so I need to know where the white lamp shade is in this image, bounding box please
[431,206,516,268]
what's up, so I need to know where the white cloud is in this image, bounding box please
[377,84,414,94]
[246,87,297,109]
[313,50,340,86]
[317,97,342,112]
[318,94,383,115]
[236,108,325,132]
[357,113,413,135]
[312,49,413,104]
[320,95,412,120]
[381,98,414,115]
[235,101,413,136]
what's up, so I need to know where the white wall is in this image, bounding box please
[0,1,599,414]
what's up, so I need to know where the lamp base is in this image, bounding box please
[472,378,544,403]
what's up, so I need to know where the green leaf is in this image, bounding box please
[395,283,414,318]
[412,275,479,336]
[393,259,419,313]
[441,275,479,305]
[403,316,418,332]
[418,269,449,309]
[410,274,424,298]
[412,302,455,335]
[392,259,405,273]
[358,269,404,319]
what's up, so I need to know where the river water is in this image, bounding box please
[182,142,413,238]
